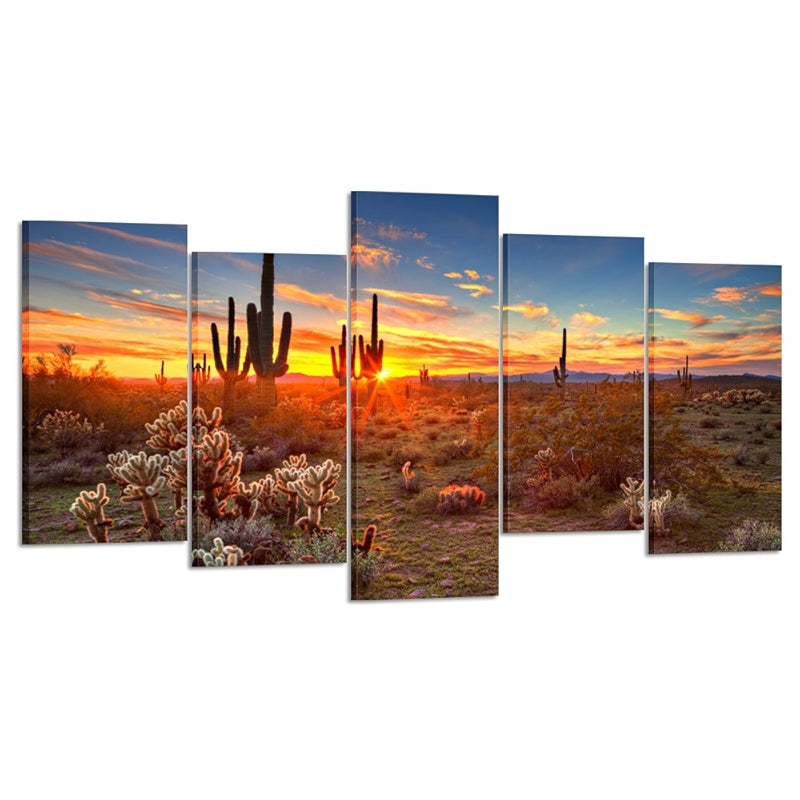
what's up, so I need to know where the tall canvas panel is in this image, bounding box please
[648,262,781,553]
[350,191,500,600]
[21,221,188,544]
[191,251,348,566]
[503,234,645,533]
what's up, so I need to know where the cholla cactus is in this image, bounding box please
[163,447,188,513]
[107,451,169,540]
[194,429,243,521]
[437,482,486,514]
[145,399,189,451]
[642,489,672,536]
[401,461,416,489]
[535,447,557,482]
[230,479,263,520]
[289,458,342,533]
[70,482,113,543]
[620,477,644,529]
[192,536,225,567]
[255,474,282,517]
[222,543,249,566]
[191,405,224,444]
[274,454,309,527]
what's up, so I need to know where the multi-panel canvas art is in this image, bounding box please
[502,234,645,534]
[191,251,348,566]
[22,221,188,544]
[350,191,500,599]
[648,262,782,553]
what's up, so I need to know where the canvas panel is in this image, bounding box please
[502,234,645,534]
[647,262,781,554]
[350,191,500,600]
[22,221,188,544]
[190,251,348,567]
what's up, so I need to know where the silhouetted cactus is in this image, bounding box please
[246,254,292,413]
[155,360,167,389]
[677,355,693,398]
[553,328,568,395]
[330,324,356,387]
[211,297,251,414]
[357,293,383,411]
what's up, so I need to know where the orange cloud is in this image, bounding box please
[711,286,748,304]
[456,283,493,298]
[416,257,435,270]
[464,269,481,280]
[571,311,609,327]
[505,302,549,319]
[760,283,782,297]
[654,308,725,328]
[444,271,462,279]
[75,223,186,253]
[376,223,427,242]
[351,239,400,270]
[276,283,346,314]
[363,287,452,309]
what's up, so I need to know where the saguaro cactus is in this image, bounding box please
[677,355,693,398]
[155,360,167,390]
[246,254,292,413]
[192,353,211,398]
[211,297,251,414]
[357,293,384,412]
[330,324,356,387]
[553,328,568,395]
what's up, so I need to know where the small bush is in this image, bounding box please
[289,528,346,563]
[196,515,277,554]
[699,416,723,429]
[351,549,381,595]
[719,519,780,551]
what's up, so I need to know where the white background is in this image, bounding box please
[3,2,797,798]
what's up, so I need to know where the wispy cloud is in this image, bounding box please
[75,223,186,253]
[571,311,609,327]
[362,287,452,309]
[276,283,346,314]
[443,271,462,279]
[464,269,481,280]
[654,308,726,328]
[416,256,435,270]
[351,237,401,270]
[504,302,549,319]
[376,223,428,242]
[456,283,493,298]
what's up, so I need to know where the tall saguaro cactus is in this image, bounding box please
[553,327,568,395]
[155,360,167,390]
[211,296,251,414]
[330,324,356,387]
[358,293,384,412]
[246,254,292,413]
[677,354,693,398]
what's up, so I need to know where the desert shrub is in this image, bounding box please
[426,429,440,441]
[27,457,100,488]
[527,474,601,511]
[699,416,723,429]
[729,443,748,466]
[376,427,400,440]
[413,487,440,513]
[36,409,98,457]
[752,449,770,464]
[388,444,424,467]
[433,437,473,465]
[351,549,381,594]
[196,515,277,554]
[719,519,781,551]
[289,528,346,563]
[241,445,279,472]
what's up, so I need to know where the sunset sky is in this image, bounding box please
[649,262,782,376]
[503,234,645,376]
[22,221,187,380]
[351,191,499,377]
[192,251,347,379]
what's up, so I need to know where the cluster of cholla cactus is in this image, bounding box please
[642,488,672,537]
[247,254,292,413]
[620,477,644,529]
[553,328,568,395]
[70,483,113,543]
[154,360,168,390]
[437,481,487,514]
[211,297,251,414]
[107,450,170,540]
[192,536,249,567]
[695,387,772,408]
[677,355,693,398]
[144,399,191,512]
[194,428,244,522]
[36,409,97,457]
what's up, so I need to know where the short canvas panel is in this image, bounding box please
[21,221,188,544]
[503,234,645,533]
[350,191,500,600]
[648,262,782,554]
[191,252,348,567]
